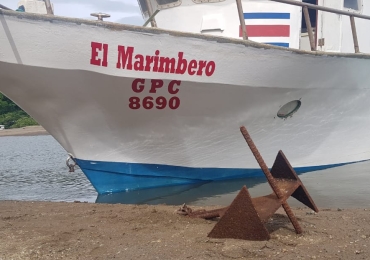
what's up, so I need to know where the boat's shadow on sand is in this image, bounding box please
[96,177,268,205]
[96,160,370,208]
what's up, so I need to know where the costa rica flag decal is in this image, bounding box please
[240,12,291,47]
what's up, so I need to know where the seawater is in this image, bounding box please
[0,135,97,202]
[1,135,370,208]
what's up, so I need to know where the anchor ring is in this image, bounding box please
[66,153,77,172]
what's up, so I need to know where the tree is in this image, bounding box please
[0,93,38,128]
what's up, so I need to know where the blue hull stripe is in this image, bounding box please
[243,13,291,19]
[265,42,289,47]
[76,159,368,194]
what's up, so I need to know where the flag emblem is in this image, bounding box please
[239,12,291,48]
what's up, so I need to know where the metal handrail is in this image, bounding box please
[143,9,160,27]
[145,0,157,27]
[236,0,368,53]
[0,4,12,10]
[270,0,370,20]
[270,0,368,53]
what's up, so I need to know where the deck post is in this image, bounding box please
[350,16,360,53]
[143,9,160,27]
[44,0,54,15]
[303,6,315,51]
[145,0,157,27]
[236,0,248,40]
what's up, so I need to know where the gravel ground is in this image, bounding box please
[0,201,369,260]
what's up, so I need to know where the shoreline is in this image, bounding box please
[0,200,369,259]
[0,125,49,137]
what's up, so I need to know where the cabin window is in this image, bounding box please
[156,0,182,9]
[343,0,361,10]
[193,0,225,4]
[277,100,302,119]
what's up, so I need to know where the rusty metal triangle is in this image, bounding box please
[208,186,270,241]
[271,151,318,212]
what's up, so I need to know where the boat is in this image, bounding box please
[1,0,370,194]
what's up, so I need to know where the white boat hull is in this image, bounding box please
[1,10,370,193]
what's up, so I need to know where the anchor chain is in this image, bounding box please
[176,203,228,219]
[66,153,77,172]
[176,203,193,216]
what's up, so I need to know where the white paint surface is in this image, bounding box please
[317,0,343,52]
[1,10,370,172]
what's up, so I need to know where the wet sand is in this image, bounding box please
[0,125,48,137]
[0,201,369,260]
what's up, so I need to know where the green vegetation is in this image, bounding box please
[0,93,38,129]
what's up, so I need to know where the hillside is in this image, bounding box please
[0,93,38,129]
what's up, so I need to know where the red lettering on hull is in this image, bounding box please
[116,45,216,77]
[129,79,182,110]
[90,42,216,77]
[90,42,108,67]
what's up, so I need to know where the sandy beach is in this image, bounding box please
[0,201,369,260]
[0,125,48,137]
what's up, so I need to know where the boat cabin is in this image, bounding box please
[10,0,370,54]
[138,0,370,53]
[16,0,53,14]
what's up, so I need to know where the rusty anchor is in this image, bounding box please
[178,126,318,241]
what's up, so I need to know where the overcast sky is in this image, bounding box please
[2,0,144,25]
